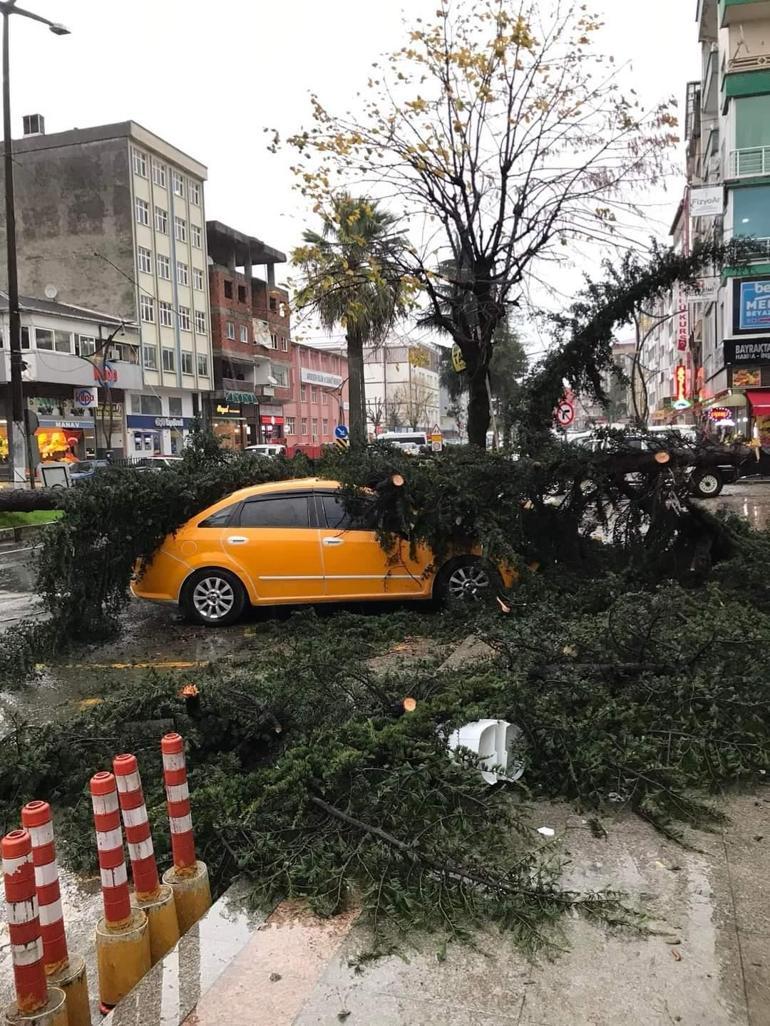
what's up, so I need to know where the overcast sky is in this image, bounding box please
[9,0,701,345]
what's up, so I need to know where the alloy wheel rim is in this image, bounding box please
[192,577,235,620]
[447,564,490,601]
[699,475,719,495]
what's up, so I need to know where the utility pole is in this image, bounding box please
[1,2,69,484]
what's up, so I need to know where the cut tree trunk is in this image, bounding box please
[346,330,367,448]
[0,489,61,512]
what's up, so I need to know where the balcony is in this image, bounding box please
[728,145,770,177]
[721,0,770,27]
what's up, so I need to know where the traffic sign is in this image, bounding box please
[554,398,574,428]
[334,424,349,440]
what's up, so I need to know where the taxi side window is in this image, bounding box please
[238,495,310,528]
[198,503,239,528]
[319,493,375,531]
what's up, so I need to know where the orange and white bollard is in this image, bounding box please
[160,733,211,933]
[2,828,67,1026]
[112,754,179,964]
[90,771,151,1012]
[21,801,91,1026]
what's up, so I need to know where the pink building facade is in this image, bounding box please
[283,344,348,457]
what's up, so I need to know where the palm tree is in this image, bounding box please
[293,195,412,447]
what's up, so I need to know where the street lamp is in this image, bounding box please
[1,2,69,485]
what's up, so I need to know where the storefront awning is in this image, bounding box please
[746,390,770,416]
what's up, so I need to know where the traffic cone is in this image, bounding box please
[21,801,91,1026]
[2,828,67,1026]
[159,733,211,933]
[112,754,179,964]
[90,772,151,1012]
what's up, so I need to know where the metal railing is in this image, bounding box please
[729,146,770,178]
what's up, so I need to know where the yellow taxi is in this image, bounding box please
[131,478,506,626]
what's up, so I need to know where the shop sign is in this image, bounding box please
[732,367,761,387]
[709,407,732,422]
[300,367,343,389]
[689,185,723,218]
[215,403,242,417]
[126,415,195,430]
[37,418,94,430]
[260,415,284,426]
[681,276,719,304]
[676,291,689,351]
[735,279,770,333]
[724,338,770,365]
[225,390,256,404]
[674,363,689,404]
[74,386,99,409]
[29,397,94,419]
[93,364,118,385]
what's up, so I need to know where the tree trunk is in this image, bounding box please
[346,330,367,448]
[466,369,491,448]
[0,489,60,512]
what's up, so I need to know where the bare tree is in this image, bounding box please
[391,383,435,432]
[279,1,678,445]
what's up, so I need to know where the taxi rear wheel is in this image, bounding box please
[434,556,502,606]
[181,568,247,627]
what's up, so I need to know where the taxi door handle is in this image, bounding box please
[323,537,344,546]
[227,536,248,545]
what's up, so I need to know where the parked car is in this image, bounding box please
[131,478,512,626]
[378,431,429,452]
[134,456,184,471]
[69,459,110,482]
[244,444,286,459]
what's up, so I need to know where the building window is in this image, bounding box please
[21,327,29,349]
[224,280,233,299]
[311,387,319,403]
[131,393,162,415]
[178,306,191,331]
[159,300,174,327]
[157,253,170,279]
[300,385,307,401]
[269,297,277,312]
[195,310,206,334]
[272,364,288,387]
[286,416,295,434]
[237,285,247,303]
[177,261,189,286]
[311,418,318,437]
[34,328,53,350]
[174,217,187,243]
[270,332,278,349]
[301,417,308,434]
[197,353,208,376]
[193,268,204,290]
[135,197,149,225]
[322,418,329,435]
[143,345,157,370]
[140,295,155,322]
[734,185,770,240]
[168,396,183,416]
[239,324,248,343]
[77,335,96,357]
[132,148,147,177]
[172,171,185,197]
[190,181,201,205]
[322,391,329,406]
[137,246,152,274]
[152,160,166,188]
[162,348,176,372]
[181,351,194,375]
[280,336,288,352]
[226,320,235,339]
[191,224,201,248]
[155,206,168,233]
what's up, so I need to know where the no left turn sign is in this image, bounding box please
[554,399,575,428]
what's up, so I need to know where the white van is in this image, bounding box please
[378,431,428,453]
[245,444,286,458]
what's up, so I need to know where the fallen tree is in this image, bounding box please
[0,489,60,512]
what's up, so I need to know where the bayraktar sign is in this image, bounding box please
[724,338,770,365]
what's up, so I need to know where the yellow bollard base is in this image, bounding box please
[162,860,212,935]
[95,908,152,1010]
[133,882,180,965]
[49,953,91,1026]
[4,987,67,1026]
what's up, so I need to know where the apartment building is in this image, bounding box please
[0,120,214,456]
[649,0,770,443]
[364,340,441,435]
[282,343,349,455]
[206,222,293,448]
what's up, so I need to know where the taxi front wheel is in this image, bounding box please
[434,556,502,606]
[181,568,247,627]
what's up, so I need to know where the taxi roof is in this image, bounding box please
[204,478,343,509]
